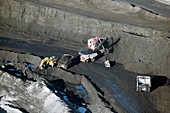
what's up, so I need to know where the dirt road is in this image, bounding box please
[25,0,170,31]
[119,0,170,16]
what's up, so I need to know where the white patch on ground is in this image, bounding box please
[155,0,170,5]
[27,81,70,113]
[44,93,67,113]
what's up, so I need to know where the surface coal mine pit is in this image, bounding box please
[0,0,170,113]
[0,50,116,113]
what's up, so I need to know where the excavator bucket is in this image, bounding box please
[57,54,73,69]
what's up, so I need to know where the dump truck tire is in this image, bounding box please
[63,65,68,69]
[85,59,90,63]
[91,58,95,62]
[147,87,150,92]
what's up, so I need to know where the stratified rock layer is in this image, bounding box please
[0,0,170,76]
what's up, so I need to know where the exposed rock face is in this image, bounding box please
[114,32,170,76]
[0,72,71,113]
[0,50,114,113]
[0,0,169,77]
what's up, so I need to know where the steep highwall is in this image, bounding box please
[0,0,170,76]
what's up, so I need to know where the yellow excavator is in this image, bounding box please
[39,56,58,70]
[39,54,73,70]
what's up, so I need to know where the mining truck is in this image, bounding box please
[79,37,109,63]
[136,76,151,92]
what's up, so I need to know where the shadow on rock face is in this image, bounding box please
[108,37,121,53]
[109,60,116,67]
[151,75,168,92]
[46,79,66,92]
[66,90,87,106]
[7,105,29,113]
[0,107,7,113]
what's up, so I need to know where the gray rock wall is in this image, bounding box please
[0,50,115,113]
[114,32,170,76]
[0,72,71,113]
[0,0,170,76]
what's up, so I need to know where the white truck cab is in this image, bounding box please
[136,76,151,92]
